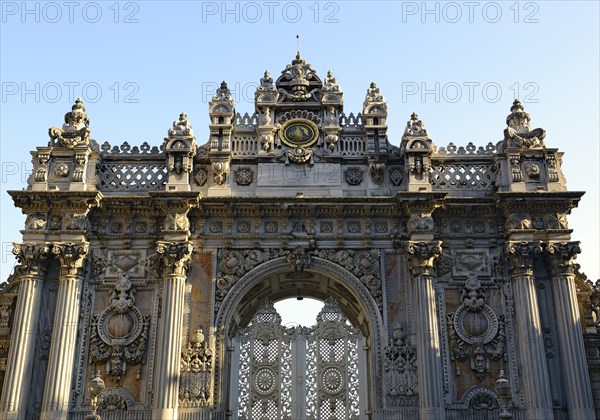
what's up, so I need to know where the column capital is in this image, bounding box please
[546,241,581,276]
[52,242,89,277]
[406,241,442,277]
[155,241,193,277]
[12,242,52,277]
[505,241,542,276]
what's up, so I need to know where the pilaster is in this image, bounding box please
[0,243,51,419]
[505,241,553,420]
[40,242,88,420]
[546,241,595,419]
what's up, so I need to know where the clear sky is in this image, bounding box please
[1,1,598,325]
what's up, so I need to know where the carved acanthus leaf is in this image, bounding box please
[406,241,442,277]
[12,242,52,276]
[155,241,193,277]
[52,242,89,277]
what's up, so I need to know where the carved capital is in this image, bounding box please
[505,242,542,277]
[52,242,89,277]
[406,241,442,277]
[156,241,193,277]
[12,242,52,277]
[547,241,581,277]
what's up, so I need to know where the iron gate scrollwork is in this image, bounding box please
[235,298,361,420]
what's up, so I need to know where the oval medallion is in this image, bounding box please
[280,119,319,148]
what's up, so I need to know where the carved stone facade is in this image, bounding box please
[0,54,598,420]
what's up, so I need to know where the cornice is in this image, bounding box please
[494,191,584,214]
[9,190,103,213]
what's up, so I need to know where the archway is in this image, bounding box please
[213,256,385,418]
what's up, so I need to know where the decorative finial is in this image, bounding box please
[296,34,299,54]
[511,99,524,113]
[503,99,546,149]
[48,97,91,148]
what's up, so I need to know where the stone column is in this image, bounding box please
[406,241,445,420]
[506,242,553,420]
[152,241,192,420]
[40,242,88,420]
[547,242,595,419]
[0,243,51,419]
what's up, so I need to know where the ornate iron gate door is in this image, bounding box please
[234,298,361,420]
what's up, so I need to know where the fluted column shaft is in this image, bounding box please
[41,243,88,420]
[506,242,553,420]
[0,243,50,420]
[407,241,445,420]
[548,242,595,419]
[152,241,192,420]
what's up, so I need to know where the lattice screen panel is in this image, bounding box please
[236,298,361,420]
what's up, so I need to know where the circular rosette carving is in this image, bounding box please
[219,251,245,276]
[353,251,379,276]
[321,367,344,395]
[453,304,499,345]
[98,305,145,346]
[253,367,277,396]
[244,250,264,271]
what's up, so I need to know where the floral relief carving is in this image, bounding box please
[63,212,88,230]
[344,167,363,185]
[235,167,254,186]
[180,327,213,407]
[25,213,47,230]
[215,248,384,313]
[54,163,70,178]
[524,162,541,180]
[385,324,418,400]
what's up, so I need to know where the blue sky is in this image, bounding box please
[1,1,599,324]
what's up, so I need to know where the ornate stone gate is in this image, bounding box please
[0,53,598,420]
[232,298,362,420]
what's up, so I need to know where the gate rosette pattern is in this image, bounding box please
[236,298,361,420]
[236,299,293,420]
[305,298,361,419]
